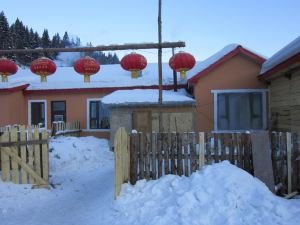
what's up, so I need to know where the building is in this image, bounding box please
[259,36,300,132]
[0,44,268,137]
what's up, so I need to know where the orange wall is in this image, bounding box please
[24,91,112,138]
[0,90,26,127]
[193,54,267,132]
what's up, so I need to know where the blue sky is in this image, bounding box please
[1,0,300,62]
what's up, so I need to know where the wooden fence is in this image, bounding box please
[114,128,300,197]
[0,126,49,188]
[51,121,81,137]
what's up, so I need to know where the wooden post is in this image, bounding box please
[151,132,157,179]
[199,132,205,169]
[130,133,138,185]
[158,0,163,132]
[11,128,19,183]
[20,125,28,184]
[286,132,292,194]
[0,131,10,182]
[172,48,178,92]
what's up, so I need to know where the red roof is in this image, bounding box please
[259,52,300,80]
[188,46,266,84]
[0,84,29,93]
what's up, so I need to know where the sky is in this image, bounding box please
[1,0,300,62]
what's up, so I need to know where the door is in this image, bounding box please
[31,102,46,127]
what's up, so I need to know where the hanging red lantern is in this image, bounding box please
[120,52,147,78]
[169,51,196,80]
[30,57,56,82]
[0,58,18,82]
[74,56,100,83]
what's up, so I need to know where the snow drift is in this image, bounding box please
[115,161,300,225]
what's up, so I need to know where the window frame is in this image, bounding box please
[86,98,110,132]
[28,99,47,129]
[212,89,268,132]
[51,100,67,123]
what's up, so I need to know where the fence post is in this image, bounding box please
[286,132,292,194]
[199,132,205,169]
[114,127,129,199]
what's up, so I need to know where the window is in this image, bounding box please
[29,100,46,128]
[213,90,267,131]
[88,100,110,130]
[51,101,66,122]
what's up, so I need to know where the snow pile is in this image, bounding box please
[261,36,300,74]
[102,89,195,105]
[49,136,113,172]
[115,161,300,225]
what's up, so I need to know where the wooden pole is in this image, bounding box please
[172,48,178,92]
[0,42,185,55]
[158,0,163,132]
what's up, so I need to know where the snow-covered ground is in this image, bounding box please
[0,136,299,225]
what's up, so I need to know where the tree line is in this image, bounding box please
[0,11,119,66]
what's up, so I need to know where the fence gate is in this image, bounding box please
[0,126,49,188]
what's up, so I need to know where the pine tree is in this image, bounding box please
[61,31,70,47]
[0,11,10,50]
[41,29,51,58]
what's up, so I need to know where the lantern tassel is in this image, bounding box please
[180,70,187,80]
[131,71,139,79]
[1,74,8,82]
[84,74,90,83]
[41,74,47,82]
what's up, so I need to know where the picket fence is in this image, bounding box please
[0,125,49,188]
[51,121,81,136]
[114,128,300,198]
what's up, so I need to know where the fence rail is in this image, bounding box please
[0,125,49,188]
[51,121,81,137]
[114,128,300,197]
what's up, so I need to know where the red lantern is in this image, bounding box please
[30,57,56,82]
[169,51,196,80]
[121,53,147,78]
[74,56,100,83]
[0,58,18,82]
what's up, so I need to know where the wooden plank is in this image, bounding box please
[139,132,145,179]
[0,131,10,182]
[213,133,219,163]
[177,133,183,176]
[220,134,226,162]
[20,126,28,184]
[286,132,292,194]
[145,134,151,180]
[130,133,138,185]
[1,147,48,186]
[163,133,170,175]
[170,132,177,174]
[183,133,189,176]
[206,133,212,164]
[34,128,41,177]
[236,133,242,168]
[27,126,35,183]
[11,127,19,183]
[229,133,235,165]
[199,132,205,169]
[189,132,197,173]
[250,131,275,193]
[157,133,163,178]
[41,130,49,182]
[151,133,157,179]
[271,132,279,186]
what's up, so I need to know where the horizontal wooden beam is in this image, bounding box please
[0,41,185,55]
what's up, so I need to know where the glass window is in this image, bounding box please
[89,101,110,129]
[31,102,46,127]
[51,101,66,122]
[217,92,263,130]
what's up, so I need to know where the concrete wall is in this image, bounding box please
[193,54,267,132]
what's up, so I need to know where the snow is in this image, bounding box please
[102,89,195,105]
[3,62,186,90]
[0,136,299,225]
[261,36,300,74]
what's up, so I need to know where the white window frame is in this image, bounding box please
[28,99,47,129]
[211,89,268,132]
[86,98,110,132]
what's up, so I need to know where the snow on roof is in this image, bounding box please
[0,81,28,90]
[261,36,300,74]
[2,63,185,91]
[102,89,195,106]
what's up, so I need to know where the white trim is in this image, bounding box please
[213,89,268,131]
[28,99,47,129]
[86,98,111,131]
[211,89,268,94]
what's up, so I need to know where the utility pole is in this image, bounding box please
[158,0,163,132]
[172,48,178,92]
